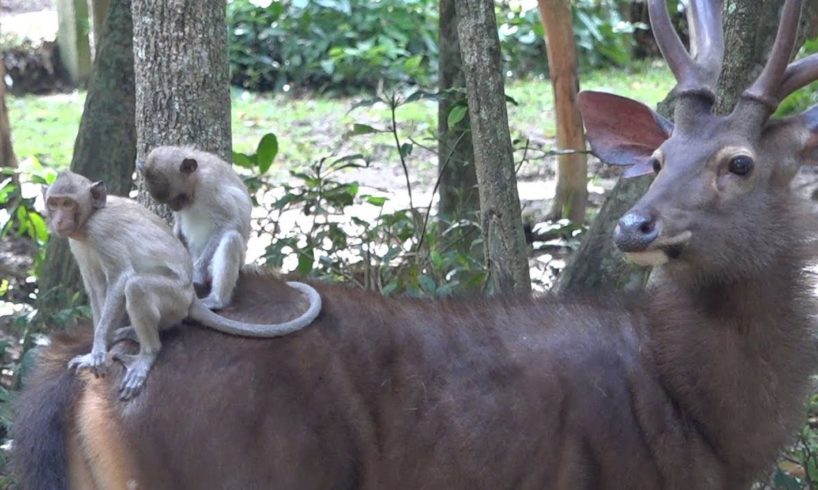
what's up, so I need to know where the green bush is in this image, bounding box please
[227,0,640,93]
[227,0,438,93]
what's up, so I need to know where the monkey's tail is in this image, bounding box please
[189,281,322,337]
[11,339,86,490]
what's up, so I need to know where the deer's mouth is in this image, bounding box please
[623,230,692,267]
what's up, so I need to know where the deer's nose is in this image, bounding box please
[614,211,660,252]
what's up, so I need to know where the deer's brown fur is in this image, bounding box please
[11,254,816,489]
[13,0,818,488]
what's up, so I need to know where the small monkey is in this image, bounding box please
[45,171,322,399]
[139,146,251,310]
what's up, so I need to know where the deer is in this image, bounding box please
[9,0,818,488]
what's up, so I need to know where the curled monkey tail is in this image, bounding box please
[189,281,322,337]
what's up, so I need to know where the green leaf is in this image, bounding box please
[347,123,382,136]
[232,152,255,169]
[364,195,388,206]
[447,104,468,128]
[296,252,315,275]
[399,142,413,158]
[255,133,279,174]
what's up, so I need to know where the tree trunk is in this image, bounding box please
[131,0,232,216]
[38,0,136,320]
[716,0,818,114]
[0,52,17,169]
[437,0,480,254]
[91,0,111,57]
[454,0,530,294]
[558,0,817,294]
[56,0,93,85]
[538,0,587,224]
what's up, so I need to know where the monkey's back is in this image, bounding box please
[85,196,193,281]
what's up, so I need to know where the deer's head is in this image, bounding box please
[579,0,818,281]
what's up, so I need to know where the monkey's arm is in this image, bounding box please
[173,219,188,248]
[192,230,227,285]
[68,274,128,376]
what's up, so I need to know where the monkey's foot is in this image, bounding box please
[67,351,108,377]
[112,352,157,401]
[112,326,139,344]
[200,295,226,311]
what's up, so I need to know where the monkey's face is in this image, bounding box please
[140,148,198,211]
[46,196,81,238]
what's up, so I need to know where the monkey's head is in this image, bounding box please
[44,171,107,239]
[140,146,199,211]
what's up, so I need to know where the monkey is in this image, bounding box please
[138,146,252,310]
[44,171,322,400]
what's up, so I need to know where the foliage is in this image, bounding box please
[777,37,818,117]
[250,89,486,295]
[227,0,437,93]
[227,0,642,93]
[0,163,53,273]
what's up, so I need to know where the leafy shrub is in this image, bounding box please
[227,0,640,93]
[227,0,438,93]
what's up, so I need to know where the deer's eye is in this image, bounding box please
[728,155,753,176]
[651,158,662,174]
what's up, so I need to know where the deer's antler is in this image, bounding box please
[648,0,724,104]
[743,0,804,110]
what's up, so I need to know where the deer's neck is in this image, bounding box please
[648,252,815,476]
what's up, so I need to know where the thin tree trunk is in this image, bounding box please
[438,0,480,255]
[558,0,818,294]
[131,0,232,217]
[0,52,17,169]
[38,0,136,320]
[454,0,530,294]
[91,0,111,57]
[538,0,587,224]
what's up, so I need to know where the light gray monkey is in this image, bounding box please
[139,146,254,310]
[44,171,322,400]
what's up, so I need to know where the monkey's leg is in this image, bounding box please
[113,277,163,400]
[113,275,189,400]
[200,231,244,310]
[112,326,138,344]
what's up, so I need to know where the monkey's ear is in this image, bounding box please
[180,158,198,174]
[89,181,107,209]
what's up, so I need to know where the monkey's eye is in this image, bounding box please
[728,155,753,176]
[650,158,662,174]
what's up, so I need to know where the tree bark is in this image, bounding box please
[0,52,17,169]
[538,0,587,224]
[558,0,818,294]
[716,0,818,114]
[454,0,530,294]
[131,0,232,216]
[91,0,111,57]
[38,0,136,319]
[437,0,480,254]
[56,0,93,85]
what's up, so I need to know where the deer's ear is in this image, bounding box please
[578,91,672,178]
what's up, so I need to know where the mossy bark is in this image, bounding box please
[437,0,480,256]
[38,0,136,321]
[454,0,530,294]
[131,0,232,217]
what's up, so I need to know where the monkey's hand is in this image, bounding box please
[67,350,108,377]
[192,260,210,288]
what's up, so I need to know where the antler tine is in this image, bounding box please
[647,0,724,101]
[743,0,803,110]
[778,53,818,101]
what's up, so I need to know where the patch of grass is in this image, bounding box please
[7,92,85,169]
[7,62,675,178]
